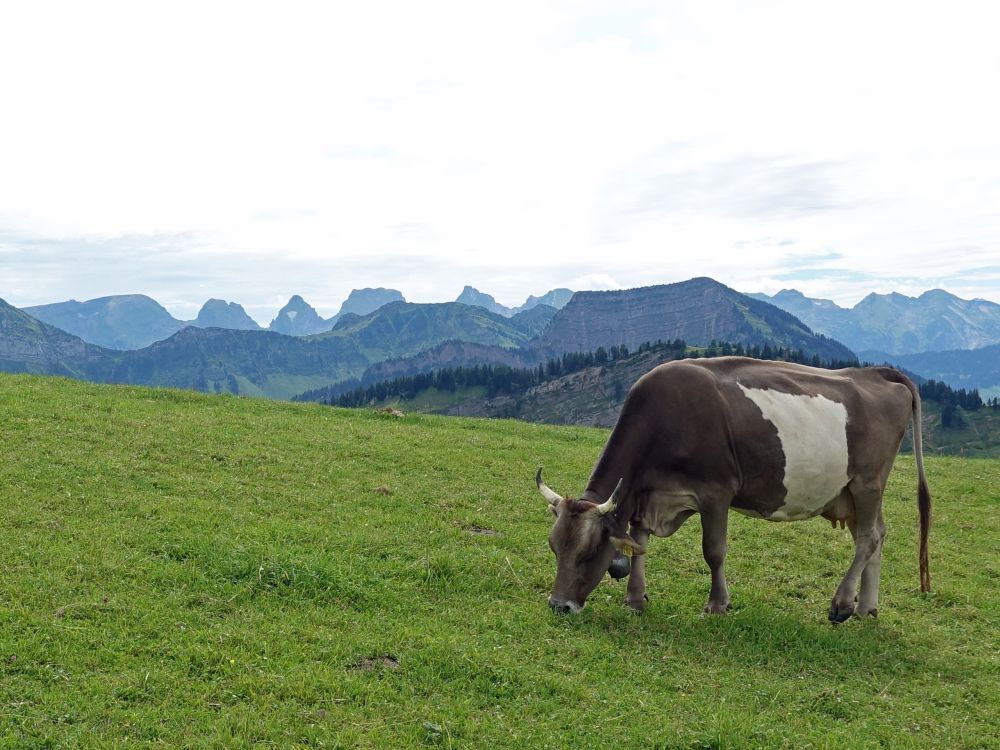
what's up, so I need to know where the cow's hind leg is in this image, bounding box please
[700,502,730,615]
[624,527,650,612]
[855,510,886,617]
[829,479,884,623]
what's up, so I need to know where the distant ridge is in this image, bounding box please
[750,288,1000,355]
[534,277,856,361]
[862,343,1000,396]
[23,294,185,350]
[25,278,1000,398]
[453,286,574,317]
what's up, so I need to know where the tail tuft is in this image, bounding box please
[918,478,931,592]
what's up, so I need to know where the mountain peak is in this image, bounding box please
[455,286,510,316]
[194,299,261,330]
[918,288,958,301]
[269,296,330,336]
[774,288,808,299]
[331,288,405,322]
[520,288,574,312]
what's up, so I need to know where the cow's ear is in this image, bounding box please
[610,534,646,556]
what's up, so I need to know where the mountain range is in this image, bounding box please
[22,286,575,350]
[6,277,999,401]
[748,288,1000,355]
[1,278,853,400]
[0,297,549,399]
[24,288,411,349]
[454,286,574,317]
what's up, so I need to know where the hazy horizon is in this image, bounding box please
[11,278,1000,329]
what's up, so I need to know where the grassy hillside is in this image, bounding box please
[897,400,1000,458]
[1,374,998,748]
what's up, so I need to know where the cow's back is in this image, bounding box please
[624,358,915,519]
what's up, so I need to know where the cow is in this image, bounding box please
[536,356,931,623]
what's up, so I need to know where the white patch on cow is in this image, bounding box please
[737,384,850,521]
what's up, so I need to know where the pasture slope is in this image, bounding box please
[1,373,998,749]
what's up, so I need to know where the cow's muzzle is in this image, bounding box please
[548,597,583,614]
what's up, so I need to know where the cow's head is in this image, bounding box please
[537,468,645,613]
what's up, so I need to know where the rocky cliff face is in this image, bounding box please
[532,277,855,361]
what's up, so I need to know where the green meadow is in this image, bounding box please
[1,374,997,749]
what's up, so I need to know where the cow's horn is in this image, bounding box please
[536,468,563,506]
[595,478,624,515]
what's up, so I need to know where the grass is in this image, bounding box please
[0,373,998,749]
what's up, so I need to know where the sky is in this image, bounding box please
[2,0,999,325]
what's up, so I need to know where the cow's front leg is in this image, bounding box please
[700,504,730,614]
[624,527,650,612]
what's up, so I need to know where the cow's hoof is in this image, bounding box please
[625,594,648,613]
[828,604,854,624]
[702,601,730,615]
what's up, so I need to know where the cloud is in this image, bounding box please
[599,155,853,246]
[564,273,622,291]
[0,2,998,313]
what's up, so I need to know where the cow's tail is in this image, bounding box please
[896,372,932,592]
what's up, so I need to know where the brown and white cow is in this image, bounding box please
[537,357,931,622]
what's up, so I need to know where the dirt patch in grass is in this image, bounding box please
[463,524,499,536]
[349,655,400,671]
